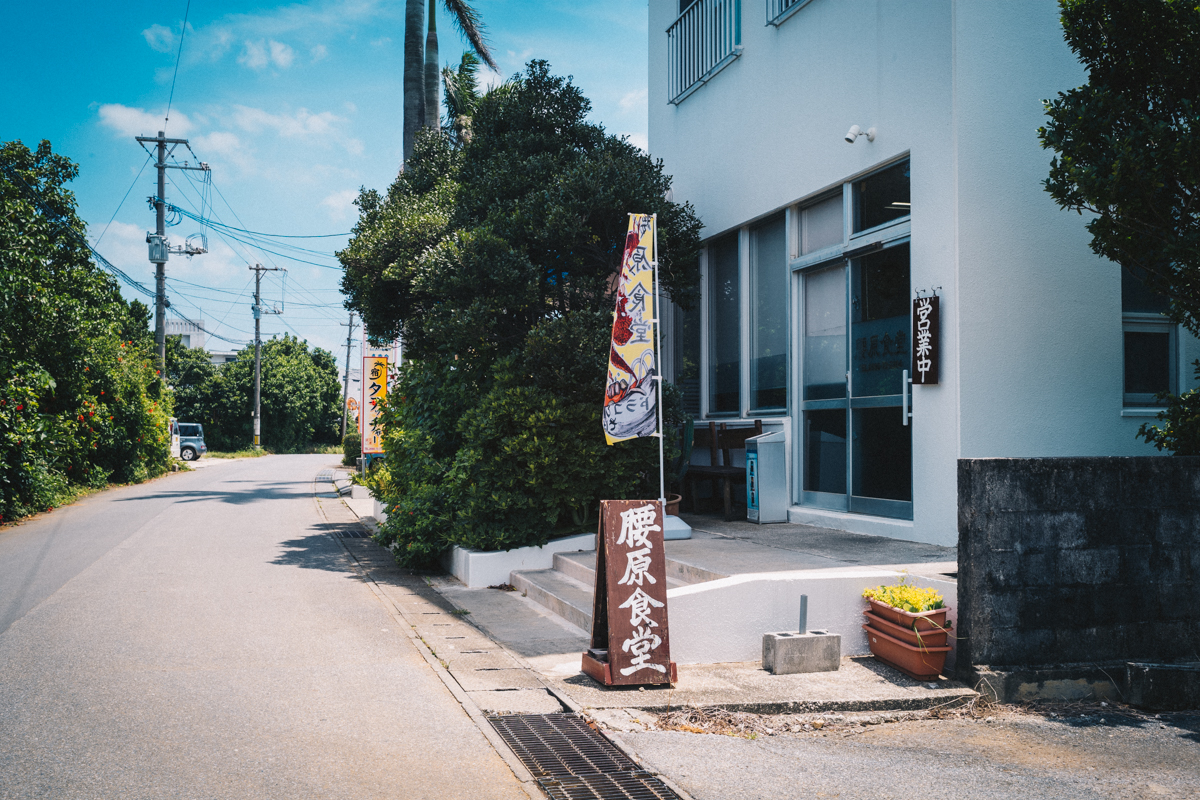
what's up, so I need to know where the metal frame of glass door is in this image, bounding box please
[795,239,912,521]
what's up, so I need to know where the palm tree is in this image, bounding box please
[440,52,480,146]
[403,0,496,164]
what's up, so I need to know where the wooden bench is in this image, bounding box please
[685,419,764,520]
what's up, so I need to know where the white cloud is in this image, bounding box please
[143,23,176,53]
[237,39,294,69]
[619,88,648,114]
[194,131,242,155]
[269,40,295,68]
[320,189,359,221]
[232,105,342,137]
[238,40,269,69]
[310,43,328,62]
[624,132,648,153]
[98,104,192,137]
[370,36,391,47]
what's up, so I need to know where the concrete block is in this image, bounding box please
[350,483,371,500]
[663,514,692,540]
[1126,662,1200,712]
[762,630,840,675]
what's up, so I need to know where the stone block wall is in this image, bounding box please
[957,457,1200,671]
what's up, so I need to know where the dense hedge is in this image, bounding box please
[1,140,172,522]
[340,62,700,567]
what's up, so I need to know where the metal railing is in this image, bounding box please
[667,0,742,105]
[765,0,813,27]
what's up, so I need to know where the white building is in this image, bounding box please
[651,0,1199,546]
[165,318,206,350]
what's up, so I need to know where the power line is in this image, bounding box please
[164,0,192,131]
[94,153,153,246]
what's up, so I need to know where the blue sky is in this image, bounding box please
[3,0,651,360]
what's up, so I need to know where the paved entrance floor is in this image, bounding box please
[670,513,956,581]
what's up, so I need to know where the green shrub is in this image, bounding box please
[1137,359,1200,456]
[342,432,361,466]
[342,62,700,568]
[372,312,681,566]
[1,140,172,523]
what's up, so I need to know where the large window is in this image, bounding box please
[853,160,910,233]
[800,194,843,255]
[674,300,702,417]
[708,232,741,414]
[750,214,787,411]
[1122,268,1174,406]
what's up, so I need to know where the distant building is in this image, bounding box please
[165,318,206,350]
[208,351,239,366]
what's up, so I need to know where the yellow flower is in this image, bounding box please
[863,581,945,612]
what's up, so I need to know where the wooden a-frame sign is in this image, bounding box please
[581,499,677,686]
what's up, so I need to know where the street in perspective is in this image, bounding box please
[3,0,1200,798]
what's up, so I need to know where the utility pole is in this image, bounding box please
[249,263,285,449]
[340,312,358,440]
[136,131,208,372]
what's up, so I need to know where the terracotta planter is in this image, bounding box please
[867,598,948,633]
[665,493,682,516]
[863,610,951,648]
[862,624,951,681]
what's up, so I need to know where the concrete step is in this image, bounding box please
[552,550,695,589]
[509,568,594,632]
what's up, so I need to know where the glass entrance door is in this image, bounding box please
[800,242,912,519]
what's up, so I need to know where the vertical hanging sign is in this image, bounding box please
[603,214,659,445]
[912,295,940,385]
[361,354,387,454]
[582,500,676,686]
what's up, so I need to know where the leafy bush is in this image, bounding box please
[341,62,701,567]
[372,313,682,566]
[1137,359,1200,456]
[342,432,361,466]
[1,140,172,522]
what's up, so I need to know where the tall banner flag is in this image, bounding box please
[604,214,659,445]
[361,354,387,454]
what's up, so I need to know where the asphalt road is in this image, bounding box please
[0,455,528,800]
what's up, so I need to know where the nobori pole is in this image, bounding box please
[653,212,665,507]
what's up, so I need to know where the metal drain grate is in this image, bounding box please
[487,714,682,800]
[316,469,334,482]
[540,772,680,800]
[334,527,371,539]
[488,714,636,777]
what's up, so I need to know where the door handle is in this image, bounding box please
[902,370,913,426]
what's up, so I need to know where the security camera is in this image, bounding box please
[844,125,877,144]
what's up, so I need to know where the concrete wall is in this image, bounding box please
[650,0,1200,548]
[667,566,957,666]
[957,457,1200,670]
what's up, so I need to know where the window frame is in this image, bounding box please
[1122,313,1177,408]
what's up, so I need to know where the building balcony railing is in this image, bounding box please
[667,0,742,105]
[766,0,814,27]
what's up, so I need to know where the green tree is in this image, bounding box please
[166,334,342,453]
[1040,0,1200,335]
[1,140,172,522]
[340,61,702,566]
